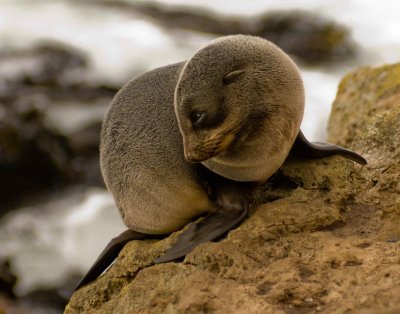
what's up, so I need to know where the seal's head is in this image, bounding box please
[174,68,245,162]
[174,35,304,178]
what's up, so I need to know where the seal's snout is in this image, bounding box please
[184,143,210,163]
[183,132,237,163]
[184,153,207,163]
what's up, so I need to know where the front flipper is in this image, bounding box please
[154,206,248,263]
[75,229,166,290]
[290,130,367,165]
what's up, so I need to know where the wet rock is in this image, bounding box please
[0,259,30,314]
[21,287,70,314]
[0,296,31,314]
[66,63,400,313]
[0,95,73,211]
[0,271,79,314]
[255,11,355,64]
[0,42,116,212]
[0,42,87,88]
[0,258,17,299]
[116,1,356,64]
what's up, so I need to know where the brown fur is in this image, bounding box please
[175,35,305,182]
[71,35,368,291]
[101,35,304,233]
[100,62,212,234]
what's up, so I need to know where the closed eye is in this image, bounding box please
[190,111,206,127]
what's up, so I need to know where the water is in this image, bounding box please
[1,0,400,295]
[0,188,125,294]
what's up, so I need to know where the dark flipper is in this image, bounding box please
[290,130,367,165]
[155,178,250,264]
[154,207,248,263]
[75,229,166,290]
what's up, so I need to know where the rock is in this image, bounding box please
[0,296,31,314]
[21,286,71,314]
[0,42,87,88]
[328,63,400,147]
[119,1,355,64]
[0,92,73,211]
[0,259,31,314]
[66,63,400,313]
[255,10,355,64]
[0,263,80,314]
[0,258,17,299]
[0,42,117,212]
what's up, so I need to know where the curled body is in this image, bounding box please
[100,62,211,234]
[75,35,366,290]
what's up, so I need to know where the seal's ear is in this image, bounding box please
[223,69,245,85]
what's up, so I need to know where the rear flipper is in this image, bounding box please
[290,130,367,165]
[75,229,166,290]
[155,178,250,264]
[154,207,247,263]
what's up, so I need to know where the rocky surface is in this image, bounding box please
[328,63,400,147]
[66,63,400,313]
[93,1,356,64]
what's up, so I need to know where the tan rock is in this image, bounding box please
[328,63,400,147]
[66,63,400,314]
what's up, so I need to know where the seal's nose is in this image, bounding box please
[184,152,207,163]
[184,142,208,163]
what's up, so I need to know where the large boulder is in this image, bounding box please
[66,63,400,313]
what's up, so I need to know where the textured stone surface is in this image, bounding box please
[66,63,400,314]
[328,63,400,147]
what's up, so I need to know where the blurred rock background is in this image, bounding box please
[0,0,400,312]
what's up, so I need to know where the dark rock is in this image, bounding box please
[0,42,87,88]
[0,97,74,211]
[0,258,17,299]
[105,1,356,64]
[255,11,355,64]
[0,42,117,213]
[126,2,245,35]
[0,295,31,314]
[20,273,81,314]
[0,259,30,313]
[21,288,68,314]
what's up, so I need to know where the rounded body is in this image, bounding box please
[100,63,211,234]
[101,35,305,234]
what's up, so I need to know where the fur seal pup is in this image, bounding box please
[75,35,366,290]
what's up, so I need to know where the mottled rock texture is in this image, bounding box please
[66,63,400,314]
